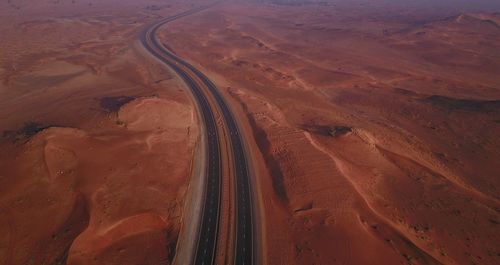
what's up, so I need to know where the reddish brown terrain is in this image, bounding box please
[0,1,203,264]
[1,0,500,265]
[158,1,500,265]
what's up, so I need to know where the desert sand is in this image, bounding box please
[158,1,500,264]
[0,1,202,264]
[1,0,499,264]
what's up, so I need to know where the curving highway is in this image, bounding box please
[140,6,254,265]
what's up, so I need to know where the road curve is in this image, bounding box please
[140,6,254,265]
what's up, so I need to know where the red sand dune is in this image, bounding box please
[1,0,499,264]
[158,2,500,264]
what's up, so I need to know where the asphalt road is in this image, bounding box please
[140,6,254,265]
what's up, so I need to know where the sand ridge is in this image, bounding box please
[159,2,500,264]
[0,96,199,264]
[1,0,499,264]
[0,2,204,263]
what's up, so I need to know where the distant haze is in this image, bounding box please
[257,0,500,12]
[355,0,500,11]
[251,0,500,20]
